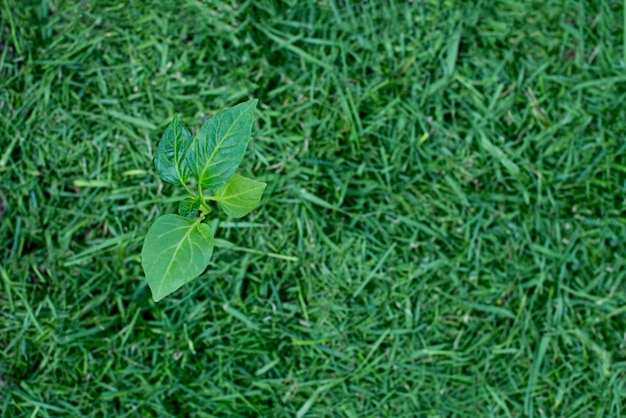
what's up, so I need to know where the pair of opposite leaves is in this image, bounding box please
[141,99,266,302]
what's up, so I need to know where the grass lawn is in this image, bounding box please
[1,0,626,416]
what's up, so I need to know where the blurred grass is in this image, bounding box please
[1,0,626,416]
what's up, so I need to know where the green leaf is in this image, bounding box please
[154,115,192,185]
[187,99,258,189]
[141,214,214,302]
[178,197,201,219]
[214,174,267,218]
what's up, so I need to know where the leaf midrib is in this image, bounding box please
[218,185,264,203]
[198,106,250,183]
[173,124,188,184]
[156,220,201,298]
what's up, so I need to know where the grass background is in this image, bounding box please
[1,0,626,416]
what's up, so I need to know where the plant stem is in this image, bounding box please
[198,183,212,214]
[181,182,195,197]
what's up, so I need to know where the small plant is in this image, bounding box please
[141,99,265,302]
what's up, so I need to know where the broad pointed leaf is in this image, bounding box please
[178,197,201,219]
[214,174,267,218]
[141,214,214,302]
[154,115,192,185]
[187,99,258,189]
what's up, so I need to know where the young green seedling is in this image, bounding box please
[141,99,266,302]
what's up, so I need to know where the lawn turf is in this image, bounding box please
[1,0,626,416]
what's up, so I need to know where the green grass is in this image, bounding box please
[1,0,626,416]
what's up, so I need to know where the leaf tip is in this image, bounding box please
[245,98,259,110]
